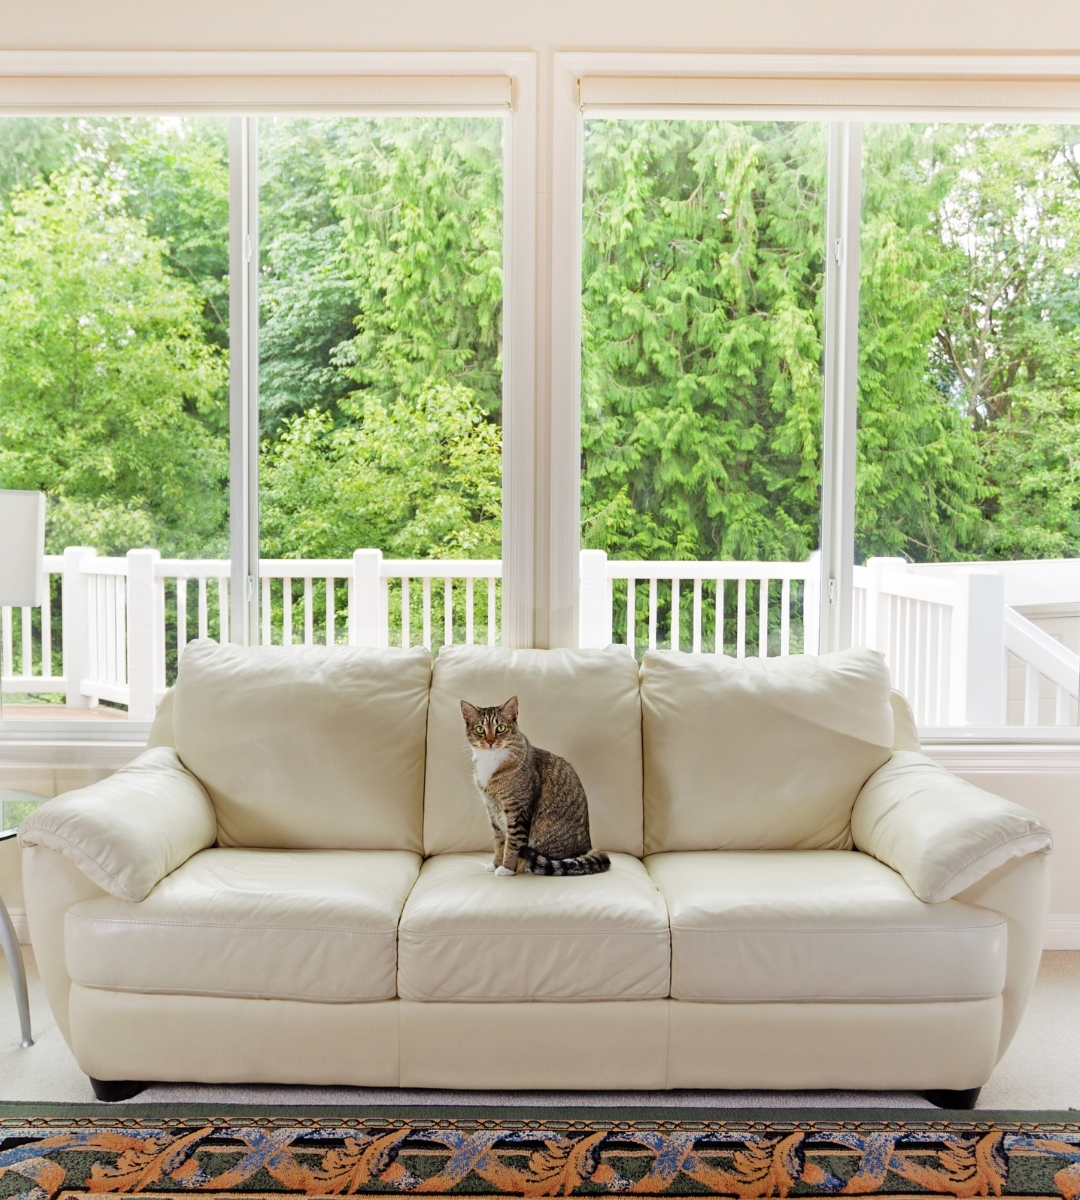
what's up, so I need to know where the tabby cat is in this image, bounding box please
[460,696,611,876]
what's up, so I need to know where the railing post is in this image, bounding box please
[803,550,821,655]
[61,546,96,708]
[127,549,162,722]
[578,550,611,648]
[864,557,906,653]
[948,569,1006,726]
[352,549,383,648]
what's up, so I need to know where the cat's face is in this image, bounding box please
[460,696,519,750]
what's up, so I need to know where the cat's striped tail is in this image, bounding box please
[520,847,611,876]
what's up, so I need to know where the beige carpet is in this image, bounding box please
[1,946,1076,1109]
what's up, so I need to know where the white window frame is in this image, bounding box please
[549,50,1080,744]
[0,50,536,749]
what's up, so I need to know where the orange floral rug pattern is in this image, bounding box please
[1,1112,1078,1199]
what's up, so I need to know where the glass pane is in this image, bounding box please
[0,117,230,719]
[257,117,504,652]
[580,119,828,658]
[855,123,1080,727]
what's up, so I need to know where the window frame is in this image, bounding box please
[550,50,1080,741]
[0,50,536,746]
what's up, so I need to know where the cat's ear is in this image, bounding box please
[460,700,481,724]
[499,696,519,723]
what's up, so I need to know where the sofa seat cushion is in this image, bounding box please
[397,853,670,1002]
[65,848,421,1003]
[645,850,1007,1003]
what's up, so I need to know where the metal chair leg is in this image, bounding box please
[0,896,32,1048]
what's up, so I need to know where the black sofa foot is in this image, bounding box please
[924,1087,981,1110]
[89,1077,146,1102]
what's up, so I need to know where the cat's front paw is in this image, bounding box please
[494,865,515,876]
[484,861,496,873]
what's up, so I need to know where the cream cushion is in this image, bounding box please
[423,644,643,856]
[646,850,1007,1002]
[172,640,430,852]
[65,848,421,1003]
[18,747,215,902]
[397,852,670,1002]
[853,751,1053,902]
[641,648,894,853]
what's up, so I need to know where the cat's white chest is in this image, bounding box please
[471,746,510,788]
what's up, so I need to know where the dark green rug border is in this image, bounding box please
[1,1101,1077,1127]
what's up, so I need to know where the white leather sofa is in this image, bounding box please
[19,640,1053,1106]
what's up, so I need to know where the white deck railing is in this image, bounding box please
[2,546,1077,728]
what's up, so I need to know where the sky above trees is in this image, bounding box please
[0,115,1078,564]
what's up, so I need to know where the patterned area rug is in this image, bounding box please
[1,1105,1078,1198]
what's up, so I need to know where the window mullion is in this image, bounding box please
[819,121,862,654]
[228,116,260,646]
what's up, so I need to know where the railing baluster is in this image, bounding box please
[401,576,411,650]
[648,578,657,650]
[465,577,475,645]
[736,578,746,658]
[1056,684,1070,727]
[326,576,336,646]
[262,576,271,645]
[21,606,32,678]
[758,578,769,658]
[670,578,680,651]
[1024,663,1040,726]
[1,607,12,685]
[780,578,791,656]
[487,576,496,645]
[693,578,702,654]
[715,579,725,656]
[304,578,314,645]
[423,577,432,649]
[283,578,292,646]
[218,577,228,644]
[626,578,636,656]
[198,577,208,639]
[119,575,129,687]
[444,578,453,646]
[177,578,188,658]
[104,576,117,686]
[41,574,53,678]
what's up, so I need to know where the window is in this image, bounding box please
[566,63,1080,736]
[579,118,826,658]
[854,121,1080,729]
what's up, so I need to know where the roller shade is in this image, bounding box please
[578,74,1080,120]
[0,73,514,114]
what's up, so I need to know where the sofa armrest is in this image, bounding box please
[18,746,216,902]
[851,751,1052,903]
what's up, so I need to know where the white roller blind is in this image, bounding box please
[578,74,1080,120]
[0,73,513,114]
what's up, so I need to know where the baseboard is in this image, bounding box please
[6,907,30,945]
[1045,913,1080,950]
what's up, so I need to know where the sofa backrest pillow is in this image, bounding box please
[172,640,430,852]
[641,647,894,853]
[423,644,644,856]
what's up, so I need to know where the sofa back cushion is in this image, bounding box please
[423,644,644,856]
[641,647,894,853]
[172,640,430,852]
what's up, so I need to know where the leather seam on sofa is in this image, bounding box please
[71,981,400,1003]
[669,923,1004,934]
[67,916,397,936]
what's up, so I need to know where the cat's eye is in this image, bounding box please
[474,725,485,735]
[496,724,506,733]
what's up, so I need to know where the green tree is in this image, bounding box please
[329,118,503,415]
[581,120,827,562]
[0,171,228,555]
[259,383,501,559]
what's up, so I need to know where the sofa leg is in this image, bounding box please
[89,1077,146,1102]
[924,1087,981,1110]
